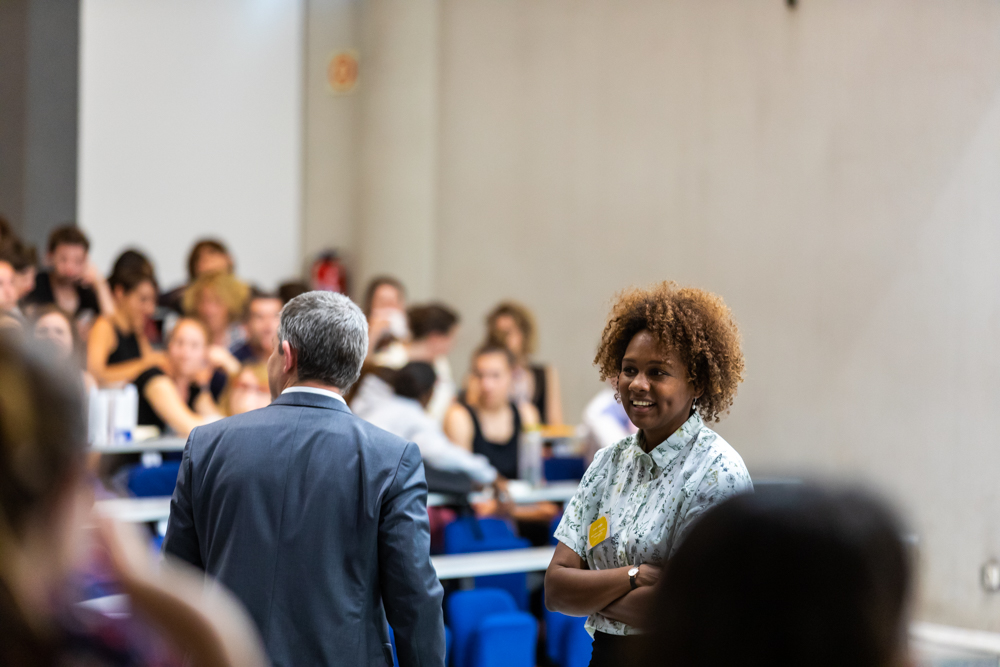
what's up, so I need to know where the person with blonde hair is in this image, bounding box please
[182,271,249,351]
[485,300,563,425]
[135,317,224,437]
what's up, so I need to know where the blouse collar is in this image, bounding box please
[634,411,705,469]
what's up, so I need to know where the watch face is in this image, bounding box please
[629,567,639,576]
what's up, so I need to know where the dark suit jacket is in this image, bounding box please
[163,390,445,667]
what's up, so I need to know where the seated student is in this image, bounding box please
[22,225,113,337]
[7,239,37,307]
[182,271,249,351]
[33,304,96,392]
[363,275,408,355]
[277,280,309,304]
[483,301,564,425]
[371,303,461,423]
[160,238,236,313]
[134,318,224,437]
[0,333,268,667]
[87,267,162,386]
[445,344,559,530]
[365,362,498,486]
[637,486,912,667]
[230,289,282,364]
[0,251,18,318]
[220,364,271,416]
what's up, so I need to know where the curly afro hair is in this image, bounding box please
[594,282,744,422]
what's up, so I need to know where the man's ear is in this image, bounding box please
[282,340,296,375]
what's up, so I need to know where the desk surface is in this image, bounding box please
[90,437,187,454]
[432,546,555,579]
[99,480,580,523]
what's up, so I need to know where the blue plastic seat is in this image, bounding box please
[544,457,585,481]
[470,612,537,667]
[545,609,593,667]
[444,518,531,610]
[447,589,537,667]
[126,460,181,497]
[564,617,593,667]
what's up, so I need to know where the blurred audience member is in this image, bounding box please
[485,301,563,425]
[134,318,224,437]
[277,280,309,304]
[23,225,113,335]
[639,486,912,667]
[221,364,271,416]
[372,303,461,423]
[87,268,161,386]
[0,252,19,317]
[32,305,96,392]
[445,343,539,480]
[183,271,249,350]
[231,289,282,365]
[7,239,37,305]
[366,362,497,486]
[581,382,638,463]
[110,249,161,344]
[160,238,235,313]
[0,333,268,667]
[363,275,407,354]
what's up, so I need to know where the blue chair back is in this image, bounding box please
[447,589,518,667]
[563,617,594,667]
[545,608,574,664]
[470,612,538,667]
[126,461,181,498]
[444,518,532,610]
[544,457,585,481]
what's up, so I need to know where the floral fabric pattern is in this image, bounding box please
[553,411,752,636]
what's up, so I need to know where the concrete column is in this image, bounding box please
[0,0,80,247]
[356,0,440,301]
[302,0,362,278]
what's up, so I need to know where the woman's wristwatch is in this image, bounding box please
[628,566,640,590]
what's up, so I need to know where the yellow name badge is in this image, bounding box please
[588,516,609,548]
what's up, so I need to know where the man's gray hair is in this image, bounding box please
[277,291,369,389]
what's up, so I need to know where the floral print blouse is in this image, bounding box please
[553,411,752,636]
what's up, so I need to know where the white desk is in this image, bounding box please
[96,496,171,523]
[428,480,579,508]
[90,437,187,455]
[432,547,555,580]
[96,481,580,524]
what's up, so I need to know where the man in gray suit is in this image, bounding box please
[164,291,445,666]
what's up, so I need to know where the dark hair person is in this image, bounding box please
[485,300,564,425]
[363,275,407,354]
[638,486,913,667]
[0,334,268,667]
[22,224,114,330]
[87,267,162,385]
[545,282,751,664]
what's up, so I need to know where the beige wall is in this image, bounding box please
[304,0,1000,628]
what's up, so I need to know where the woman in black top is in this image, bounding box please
[135,317,223,437]
[485,301,564,425]
[87,267,162,386]
[445,344,558,529]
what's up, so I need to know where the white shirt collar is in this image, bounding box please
[281,385,347,405]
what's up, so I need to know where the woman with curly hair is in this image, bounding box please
[544,282,752,665]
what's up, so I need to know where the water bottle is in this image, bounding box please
[518,426,544,487]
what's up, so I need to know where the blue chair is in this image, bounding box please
[544,457,585,481]
[444,518,531,610]
[447,589,536,667]
[564,617,593,667]
[470,612,537,667]
[126,460,181,497]
[549,512,563,545]
[545,608,574,664]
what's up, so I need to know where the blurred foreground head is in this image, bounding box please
[641,485,912,667]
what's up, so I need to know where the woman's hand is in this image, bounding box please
[207,345,241,376]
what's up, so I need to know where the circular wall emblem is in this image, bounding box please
[327,50,359,95]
